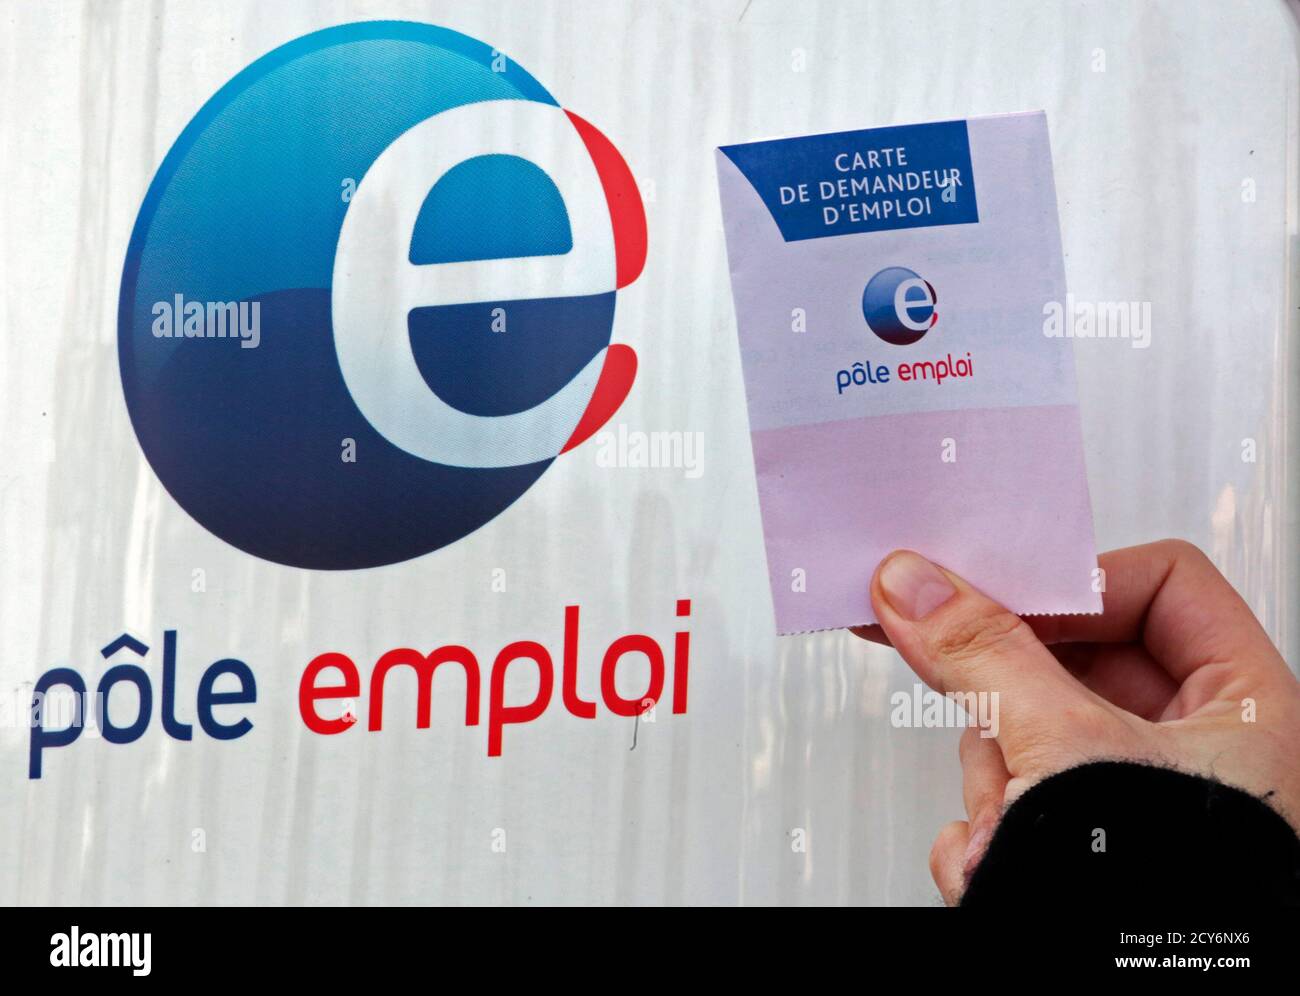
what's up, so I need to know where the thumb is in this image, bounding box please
[870,550,1109,764]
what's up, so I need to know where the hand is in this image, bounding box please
[851,539,1300,906]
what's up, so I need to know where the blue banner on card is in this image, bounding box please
[719,119,979,242]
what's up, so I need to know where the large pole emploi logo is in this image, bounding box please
[118,21,647,569]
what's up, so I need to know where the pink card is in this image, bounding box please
[716,112,1101,634]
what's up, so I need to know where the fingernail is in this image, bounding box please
[878,551,956,620]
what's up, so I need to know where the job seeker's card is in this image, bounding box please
[717,112,1101,633]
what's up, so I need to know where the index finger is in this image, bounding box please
[1027,539,1287,684]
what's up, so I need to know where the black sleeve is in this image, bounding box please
[960,760,1300,906]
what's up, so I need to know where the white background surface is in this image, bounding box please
[0,0,1297,905]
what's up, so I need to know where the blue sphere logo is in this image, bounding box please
[861,266,938,346]
[118,22,645,570]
